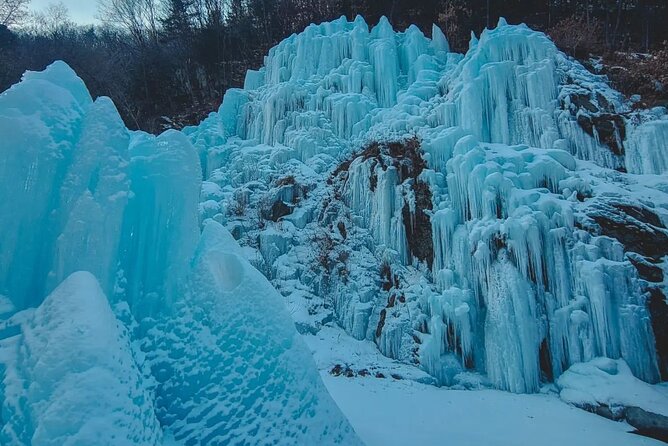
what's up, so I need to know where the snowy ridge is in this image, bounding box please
[187,16,668,393]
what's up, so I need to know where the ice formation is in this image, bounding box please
[187,15,667,394]
[0,61,361,445]
[1,13,668,445]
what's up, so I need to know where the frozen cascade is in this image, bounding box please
[626,114,668,175]
[1,16,667,445]
[190,16,667,393]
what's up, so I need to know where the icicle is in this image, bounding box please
[431,24,450,54]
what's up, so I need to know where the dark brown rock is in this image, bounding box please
[626,406,668,443]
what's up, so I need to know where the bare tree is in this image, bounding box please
[98,0,161,46]
[0,0,30,27]
[30,1,72,35]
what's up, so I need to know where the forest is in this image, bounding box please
[1,0,667,132]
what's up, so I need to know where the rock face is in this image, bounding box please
[577,403,668,442]
[626,407,668,442]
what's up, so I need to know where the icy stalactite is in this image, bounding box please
[201,14,452,165]
[427,133,660,389]
[484,250,541,393]
[626,115,668,175]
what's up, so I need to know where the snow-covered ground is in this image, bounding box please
[305,324,668,446]
[324,375,664,446]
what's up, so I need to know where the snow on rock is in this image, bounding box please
[558,357,668,417]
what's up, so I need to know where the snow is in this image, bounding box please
[324,374,665,446]
[557,358,668,417]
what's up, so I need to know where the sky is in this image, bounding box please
[30,0,100,24]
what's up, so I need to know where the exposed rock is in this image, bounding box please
[577,113,626,156]
[376,308,387,339]
[648,288,668,380]
[626,406,668,442]
[627,253,664,283]
[265,200,293,221]
[588,200,668,260]
[402,180,434,268]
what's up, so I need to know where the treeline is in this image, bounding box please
[1,0,667,132]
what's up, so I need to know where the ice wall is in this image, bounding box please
[193,16,667,393]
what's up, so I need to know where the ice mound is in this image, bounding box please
[0,271,162,445]
[142,221,362,445]
[0,61,360,444]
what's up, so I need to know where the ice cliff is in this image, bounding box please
[1,14,668,445]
